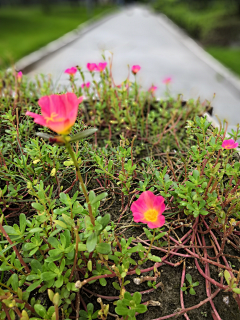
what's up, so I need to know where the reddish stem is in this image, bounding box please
[151,288,221,320]
[180,262,190,320]
[0,222,30,273]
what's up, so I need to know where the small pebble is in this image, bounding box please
[223,296,229,305]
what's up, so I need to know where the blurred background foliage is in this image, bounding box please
[0,0,239,77]
[0,0,114,69]
[153,0,240,76]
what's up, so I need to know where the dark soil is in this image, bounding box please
[81,235,240,320]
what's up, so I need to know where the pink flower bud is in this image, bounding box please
[17,71,23,79]
[81,82,90,89]
[96,62,107,72]
[163,77,172,84]
[131,65,141,75]
[64,67,77,75]
[148,85,157,93]
[87,63,97,72]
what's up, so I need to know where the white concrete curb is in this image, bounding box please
[15,8,118,72]
[155,11,240,94]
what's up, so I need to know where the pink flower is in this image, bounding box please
[222,139,239,149]
[26,93,83,135]
[149,85,157,93]
[163,77,172,84]
[131,65,141,75]
[131,191,165,229]
[17,71,23,79]
[87,63,97,72]
[96,62,107,72]
[64,67,77,75]
[81,82,90,89]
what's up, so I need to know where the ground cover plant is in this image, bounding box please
[0,59,240,320]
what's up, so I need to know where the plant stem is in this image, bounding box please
[0,223,30,273]
[65,141,95,226]
[0,281,16,293]
[180,261,190,320]
[69,227,79,281]
[143,229,156,260]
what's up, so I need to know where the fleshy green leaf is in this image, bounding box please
[86,233,97,252]
[70,128,98,142]
[34,304,47,318]
[41,272,57,281]
[96,243,111,254]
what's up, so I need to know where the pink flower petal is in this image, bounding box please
[147,215,165,229]
[139,191,156,209]
[25,112,47,127]
[153,196,165,214]
[132,210,145,223]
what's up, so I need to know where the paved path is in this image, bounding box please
[25,5,240,132]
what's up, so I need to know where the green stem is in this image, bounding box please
[69,227,80,282]
[65,141,95,226]
[144,229,156,259]
[0,281,16,294]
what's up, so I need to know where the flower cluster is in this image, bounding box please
[87,62,107,72]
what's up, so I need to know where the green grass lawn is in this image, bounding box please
[206,47,240,76]
[0,4,113,69]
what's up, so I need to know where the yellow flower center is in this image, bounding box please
[144,209,158,222]
[44,112,65,123]
[44,112,59,123]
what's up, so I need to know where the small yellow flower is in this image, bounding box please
[50,168,56,176]
[230,218,236,226]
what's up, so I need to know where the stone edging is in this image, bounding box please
[155,10,240,95]
[15,8,118,73]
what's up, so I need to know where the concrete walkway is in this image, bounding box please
[24,5,240,132]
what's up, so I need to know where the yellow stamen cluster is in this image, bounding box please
[45,112,59,123]
[144,209,158,222]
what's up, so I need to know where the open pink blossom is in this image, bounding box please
[131,191,165,229]
[87,63,97,72]
[64,67,77,75]
[17,71,23,79]
[163,77,172,84]
[149,85,157,93]
[222,139,239,149]
[26,93,83,135]
[96,62,107,72]
[131,65,141,75]
[81,82,90,89]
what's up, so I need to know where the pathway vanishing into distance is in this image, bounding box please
[23,5,240,132]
